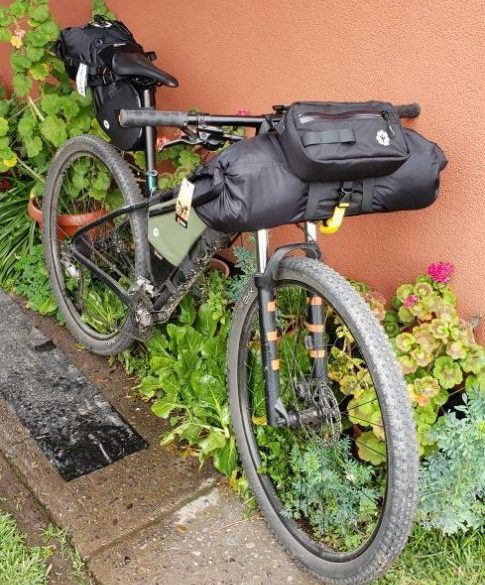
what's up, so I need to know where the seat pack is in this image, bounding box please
[55,17,176,151]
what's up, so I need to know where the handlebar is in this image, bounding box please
[119,109,265,129]
[119,103,421,129]
[396,103,421,119]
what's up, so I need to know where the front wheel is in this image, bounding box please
[228,257,418,584]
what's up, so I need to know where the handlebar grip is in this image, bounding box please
[119,109,189,128]
[396,103,421,119]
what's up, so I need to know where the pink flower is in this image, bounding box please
[404,294,418,308]
[237,108,249,116]
[427,261,454,284]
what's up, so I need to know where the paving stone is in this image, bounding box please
[87,485,318,585]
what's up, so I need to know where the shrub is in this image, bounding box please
[385,262,485,456]
[417,386,485,533]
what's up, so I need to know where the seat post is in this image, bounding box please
[143,88,157,195]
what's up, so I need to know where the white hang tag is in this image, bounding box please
[76,63,88,97]
[175,178,195,229]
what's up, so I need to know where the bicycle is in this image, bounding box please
[42,57,419,584]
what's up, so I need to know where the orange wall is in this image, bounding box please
[1,1,484,339]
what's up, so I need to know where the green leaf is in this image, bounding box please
[13,74,32,97]
[24,29,49,48]
[9,0,29,18]
[199,430,227,457]
[213,436,238,476]
[37,20,59,42]
[0,118,8,137]
[40,94,60,116]
[0,28,11,43]
[10,51,32,72]
[25,46,45,62]
[29,4,50,22]
[195,304,218,337]
[179,295,197,326]
[357,431,387,465]
[151,385,179,419]
[59,97,80,119]
[40,115,67,147]
[25,135,43,159]
[29,62,50,81]
[433,355,463,389]
[18,113,36,138]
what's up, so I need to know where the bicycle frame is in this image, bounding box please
[70,88,326,427]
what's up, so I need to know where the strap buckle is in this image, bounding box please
[319,182,352,235]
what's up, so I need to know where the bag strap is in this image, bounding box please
[305,180,354,220]
[301,129,355,146]
[361,178,375,213]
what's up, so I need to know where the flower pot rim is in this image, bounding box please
[28,196,108,226]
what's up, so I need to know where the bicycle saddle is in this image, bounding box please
[108,47,178,87]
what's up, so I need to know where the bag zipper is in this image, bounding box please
[299,110,396,138]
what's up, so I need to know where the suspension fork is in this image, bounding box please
[304,223,328,381]
[254,228,321,426]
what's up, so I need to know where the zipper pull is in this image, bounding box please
[382,111,396,138]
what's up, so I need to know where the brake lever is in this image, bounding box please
[157,135,204,151]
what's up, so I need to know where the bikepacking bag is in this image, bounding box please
[54,17,147,150]
[277,101,409,182]
[193,128,447,233]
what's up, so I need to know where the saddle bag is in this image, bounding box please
[277,101,409,182]
[193,129,446,233]
[54,17,147,150]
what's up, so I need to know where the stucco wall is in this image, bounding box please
[1,1,484,339]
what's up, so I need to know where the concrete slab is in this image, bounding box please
[87,485,318,585]
[0,399,218,559]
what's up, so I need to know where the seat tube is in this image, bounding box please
[304,222,327,379]
[255,229,282,426]
[143,88,158,195]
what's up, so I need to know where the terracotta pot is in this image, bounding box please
[209,257,230,277]
[28,197,108,241]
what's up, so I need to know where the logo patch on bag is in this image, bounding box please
[376,129,390,147]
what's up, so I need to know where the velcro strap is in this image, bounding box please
[361,178,375,213]
[302,129,355,146]
[304,183,324,219]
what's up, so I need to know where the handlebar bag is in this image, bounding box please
[193,129,446,233]
[54,17,147,150]
[277,101,409,182]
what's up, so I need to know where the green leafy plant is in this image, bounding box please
[12,243,57,315]
[387,262,484,456]
[139,271,238,477]
[0,174,37,286]
[226,243,257,302]
[417,386,485,534]
[0,1,117,286]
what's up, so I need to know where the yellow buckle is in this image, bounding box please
[319,202,349,234]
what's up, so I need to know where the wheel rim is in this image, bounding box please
[48,151,137,339]
[237,280,391,560]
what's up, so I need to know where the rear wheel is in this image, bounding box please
[228,257,418,584]
[43,135,148,355]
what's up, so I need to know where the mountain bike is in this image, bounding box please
[42,64,419,582]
